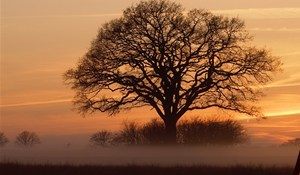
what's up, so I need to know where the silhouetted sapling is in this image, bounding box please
[15,131,41,147]
[0,132,9,147]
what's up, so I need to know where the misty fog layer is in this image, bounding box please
[1,145,298,166]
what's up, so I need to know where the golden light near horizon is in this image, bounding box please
[1,0,300,145]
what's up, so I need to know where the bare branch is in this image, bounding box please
[65,0,281,124]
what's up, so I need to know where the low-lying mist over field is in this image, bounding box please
[1,143,298,166]
[1,119,299,167]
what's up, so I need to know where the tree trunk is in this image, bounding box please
[164,120,177,144]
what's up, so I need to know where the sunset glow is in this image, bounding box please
[1,0,300,145]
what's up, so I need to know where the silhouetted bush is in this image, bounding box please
[109,117,247,145]
[140,119,166,145]
[15,131,41,147]
[89,130,113,146]
[177,118,248,145]
[113,121,142,145]
[0,132,9,147]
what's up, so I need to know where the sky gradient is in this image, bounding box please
[1,0,300,145]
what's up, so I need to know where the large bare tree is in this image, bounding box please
[65,0,281,143]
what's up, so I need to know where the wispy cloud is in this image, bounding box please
[265,82,300,88]
[266,72,300,88]
[249,28,300,32]
[250,132,294,143]
[2,13,121,19]
[3,8,300,19]
[265,110,300,117]
[213,8,300,19]
[278,51,300,56]
[0,99,72,108]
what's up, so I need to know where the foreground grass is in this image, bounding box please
[0,162,293,175]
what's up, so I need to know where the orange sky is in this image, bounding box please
[1,0,300,145]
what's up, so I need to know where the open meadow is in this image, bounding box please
[1,145,298,175]
[0,163,294,175]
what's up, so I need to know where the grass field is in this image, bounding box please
[0,162,294,175]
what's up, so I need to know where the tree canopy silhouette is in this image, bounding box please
[65,0,281,143]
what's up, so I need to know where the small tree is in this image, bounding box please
[15,131,41,147]
[0,132,9,147]
[90,130,112,146]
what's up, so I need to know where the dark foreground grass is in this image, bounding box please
[0,162,294,175]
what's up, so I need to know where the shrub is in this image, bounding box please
[140,119,166,145]
[103,117,247,146]
[90,130,113,146]
[113,121,142,145]
[177,118,248,145]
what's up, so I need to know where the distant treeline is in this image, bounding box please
[90,118,248,146]
[1,118,299,147]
